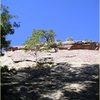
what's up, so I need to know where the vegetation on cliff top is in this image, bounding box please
[23,29,56,49]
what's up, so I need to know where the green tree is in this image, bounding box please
[66,37,74,41]
[0,5,20,55]
[23,29,56,63]
[41,29,55,45]
[23,29,56,49]
[56,39,62,46]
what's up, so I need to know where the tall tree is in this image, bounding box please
[0,5,20,55]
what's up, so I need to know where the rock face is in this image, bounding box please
[0,50,36,69]
[11,50,36,62]
[1,64,99,100]
[0,49,99,70]
[70,42,98,50]
[58,42,99,50]
[5,41,99,52]
[0,50,55,69]
[37,57,54,64]
[1,48,99,100]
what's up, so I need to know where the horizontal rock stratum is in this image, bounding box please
[0,49,99,70]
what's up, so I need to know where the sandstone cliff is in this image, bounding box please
[0,49,99,70]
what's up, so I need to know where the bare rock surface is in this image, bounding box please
[0,49,99,70]
[1,49,99,100]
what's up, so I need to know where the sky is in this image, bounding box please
[2,0,99,46]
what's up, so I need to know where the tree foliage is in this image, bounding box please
[56,39,62,46]
[0,5,20,53]
[66,37,74,41]
[23,29,56,49]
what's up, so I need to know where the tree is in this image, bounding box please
[41,29,55,46]
[23,29,56,63]
[0,5,20,55]
[23,29,56,49]
[66,37,74,41]
[56,39,62,46]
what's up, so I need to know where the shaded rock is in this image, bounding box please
[37,57,54,64]
[42,90,63,100]
[1,64,99,100]
[62,83,86,92]
[12,72,30,82]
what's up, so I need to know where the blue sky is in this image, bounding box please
[2,0,99,46]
